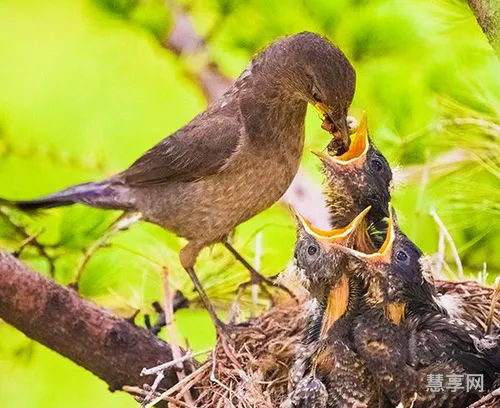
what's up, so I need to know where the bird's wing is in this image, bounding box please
[122,112,243,185]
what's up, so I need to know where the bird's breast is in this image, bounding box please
[134,129,304,245]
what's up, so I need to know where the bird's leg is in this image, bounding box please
[180,243,240,364]
[223,241,295,303]
[183,265,223,328]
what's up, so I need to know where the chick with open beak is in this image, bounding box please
[294,205,372,335]
[332,207,415,324]
[334,207,500,407]
[283,207,380,408]
[313,113,392,251]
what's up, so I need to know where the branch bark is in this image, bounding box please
[0,251,184,395]
[467,0,500,56]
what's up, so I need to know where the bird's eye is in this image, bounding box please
[312,92,322,103]
[370,158,383,172]
[307,245,318,256]
[312,85,322,103]
[396,250,410,264]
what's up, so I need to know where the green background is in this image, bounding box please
[0,0,498,407]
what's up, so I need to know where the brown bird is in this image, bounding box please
[8,32,356,332]
[284,207,381,408]
[313,113,392,252]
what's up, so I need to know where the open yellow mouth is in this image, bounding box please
[320,273,349,338]
[313,112,369,167]
[335,112,368,162]
[337,205,394,263]
[330,207,406,325]
[296,206,371,244]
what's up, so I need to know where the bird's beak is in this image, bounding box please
[294,207,371,339]
[314,102,351,155]
[332,207,406,325]
[312,112,369,170]
[295,205,371,247]
[333,204,394,264]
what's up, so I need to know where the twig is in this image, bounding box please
[142,370,166,406]
[14,231,43,256]
[73,212,142,288]
[251,232,263,317]
[141,267,195,407]
[146,362,210,407]
[434,228,446,279]
[0,207,56,275]
[209,351,239,407]
[466,0,500,57]
[467,386,500,408]
[122,385,148,396]
[228,287,243,325]
[478,261,489,285]
[485,277,500,335]
[141,349,210,377]
[430,208,464,279]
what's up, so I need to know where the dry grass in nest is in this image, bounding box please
[194,299,306,408]
[162,279,500,408]
[435,280,500,334]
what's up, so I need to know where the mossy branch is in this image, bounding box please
[0,251,189,406]
[467,0,500,56]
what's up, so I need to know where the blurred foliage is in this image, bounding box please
[0,0,498,407]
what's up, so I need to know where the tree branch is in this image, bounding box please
[0,251,186,395]
[467,0,500,56]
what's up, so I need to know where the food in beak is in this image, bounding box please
[313,112,369,168]
[315,102,350,156]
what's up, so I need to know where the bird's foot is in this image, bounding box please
[213,319,242,368]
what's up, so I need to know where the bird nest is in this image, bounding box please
[167,279,500,408]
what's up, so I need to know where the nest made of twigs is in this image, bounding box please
[169,279,499,408]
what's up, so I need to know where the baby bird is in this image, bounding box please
[314,113,392,251]
[283,207,381,408]
[336,208,500,407]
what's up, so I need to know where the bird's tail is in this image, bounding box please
[13,181,133,211]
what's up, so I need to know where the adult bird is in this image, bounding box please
[7,32,356,332]
[336,208,500,407]
[313,113,392,251]
[283,207,381,407]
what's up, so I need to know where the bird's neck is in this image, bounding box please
[239,78,307,145]
[308,275,365,342]
[237,52,309,146]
